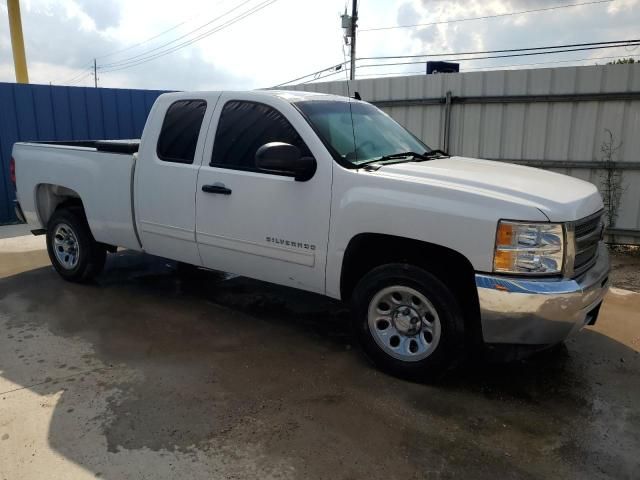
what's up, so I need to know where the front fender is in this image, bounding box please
[325,168,547,298]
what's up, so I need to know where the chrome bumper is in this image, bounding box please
[475,243,610,345]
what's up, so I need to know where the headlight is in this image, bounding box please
[493,221,564,275]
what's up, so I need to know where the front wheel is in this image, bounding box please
[352,263,465,381]
[46,206,106,283]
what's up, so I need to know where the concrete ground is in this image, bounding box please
[609,246,640,293]
[0,231,639,480]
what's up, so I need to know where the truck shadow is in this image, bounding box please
[0,250,638,479]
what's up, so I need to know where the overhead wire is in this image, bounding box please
[51,62,94,85]
[300,67,353,84]
[462,53,640,71]
[359,0,614,32]
[52,0,256,84]
[357,39,640,61]
[99,0,256,68]
[54,0,257,85]
[355,70,424,78]
[273,61,349,87]
[54,0,277,83]
[67,71,94,86]
[95,21,194,61]
[284,40,639,85]
[93,3,227,61]
[99,0,279,73]
[356,42,640,69]
[351,54,640,79]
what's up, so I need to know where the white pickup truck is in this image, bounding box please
[11,90,609,378]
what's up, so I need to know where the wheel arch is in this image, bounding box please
[35,183,85,226]
[340,232,482,345]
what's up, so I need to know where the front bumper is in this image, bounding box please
[475,243,610,345]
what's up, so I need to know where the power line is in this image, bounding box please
[301,69,346,84]
[359,0,614,32]
[272,61,348,87]
[53,0,254,84]
[68,71,94,86]
[356,70,424,78]
[99,0,278,73]
[94,7,214,60]
[357,39,640,61]
[351,54,640,79]
[356,42,640,69]
[96,19,194,60]
[99,0,256,68]
[52,64,94,86]
[463,53,640,71]
[285,41,639,86]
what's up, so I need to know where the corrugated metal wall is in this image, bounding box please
[0,83,168,224]
[288,63,640,243]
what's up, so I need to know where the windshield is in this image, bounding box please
[294,100,430,166]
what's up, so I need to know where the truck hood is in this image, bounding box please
[376,156,603,222]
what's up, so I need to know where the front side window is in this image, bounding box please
[157,100,207,164]
[211,100,311,170]
[294,100,429,167]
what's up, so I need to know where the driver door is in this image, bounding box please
[195,94,332,294]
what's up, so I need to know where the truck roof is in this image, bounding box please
[158,89,353,104]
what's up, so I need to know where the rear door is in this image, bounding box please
[195,93,332,294]
[135,95,219,264]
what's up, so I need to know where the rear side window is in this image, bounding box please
[157,100,207,164]
[211,100,310,170]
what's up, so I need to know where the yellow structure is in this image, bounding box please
[7,0,29,84]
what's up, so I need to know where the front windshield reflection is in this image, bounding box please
[295,100,430,166]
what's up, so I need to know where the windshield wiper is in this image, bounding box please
[357,149,449,168]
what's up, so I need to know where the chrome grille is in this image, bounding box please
[572,212,604,277]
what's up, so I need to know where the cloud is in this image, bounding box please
[0,2,251,90]
[388,0,640,72]
[396,2,420,26]
[101,52,251,91]
[75,0,123,30]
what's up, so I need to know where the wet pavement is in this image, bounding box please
[0,235,639,479]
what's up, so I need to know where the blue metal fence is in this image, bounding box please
[0,82,168,224]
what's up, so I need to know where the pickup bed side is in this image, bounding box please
[14,143,141,250]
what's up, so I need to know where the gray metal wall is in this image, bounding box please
[288,63,640,244]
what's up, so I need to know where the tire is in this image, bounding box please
[352,263,465,381]
[46,206,106,283]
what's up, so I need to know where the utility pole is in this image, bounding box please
[7,0,29,83]
[349,0,358,80]
[93,59,98,88]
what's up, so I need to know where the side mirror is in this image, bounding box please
[255,142,316,181]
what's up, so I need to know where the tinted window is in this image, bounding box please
[211,101,310,170]
[157,100,207,164]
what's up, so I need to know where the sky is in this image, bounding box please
[0,0,638,91]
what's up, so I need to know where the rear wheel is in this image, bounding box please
[352,263,465,381]
[46,207,106,283]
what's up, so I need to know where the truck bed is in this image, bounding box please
[13,141,141,251]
